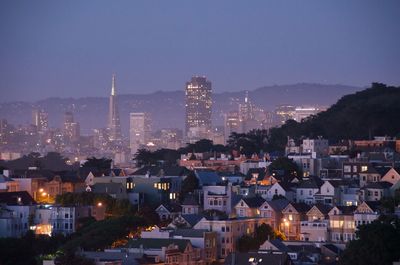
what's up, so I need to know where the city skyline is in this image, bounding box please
[1,1,399,102]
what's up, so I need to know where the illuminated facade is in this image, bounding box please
[129,112,151,154]
[274,105,295,125]
[32,109,49,132]
[107,74,122,142]
[185,76,212,138]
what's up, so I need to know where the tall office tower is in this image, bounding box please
[239,91,260,132]
[224,111,241,141]
[238,91,254,122]
[130,113,151,154]
[32,109,49,132]
[107,74,122,142]
[185,76,212,140]
[63,112,80,142]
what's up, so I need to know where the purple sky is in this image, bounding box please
[0,0,399,102]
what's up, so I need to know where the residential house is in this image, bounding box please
[328,206,356,243]
[342,162,370,180]
[315,180,344,206]
[203,184,239,215]
[0,191,36,237]
[300,204,331,242]
[358,166,390,187]
[0,174,19,192]
[381,167,400,185]
[181,195,200,215]
[234,196,265,218]
[127,238,202,264]
[266,182,296,201]
[155,203,182,221]
[296,177,323,204]
[353,201,380,228]
[258,198,289,231]
[359,182,392,201]
[194,216,268,258]
[280,202,311,240]
[169,214,203,229]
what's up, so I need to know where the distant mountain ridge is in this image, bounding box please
[0,83,361,135]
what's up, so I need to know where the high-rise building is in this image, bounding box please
[63,112,80,142]
[32,109,49,132]
[224,111,241,140]
[185,76,212,139]
[107,74,122,142]
[130,113,151,154]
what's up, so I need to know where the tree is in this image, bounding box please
[237,235,259,252]
[254,223,275,245]
[269,157,302,177]
[82,157,111,171]
[339,218,400,265]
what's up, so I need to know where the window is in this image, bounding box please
[226,226,230,232]
[221,227,225,232]
[309,190,312,195]
[65,213,69,218]
[221,237,225,243]
[65,223,68,229]
[361,166,368,172]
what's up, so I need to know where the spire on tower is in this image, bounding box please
[111,73,116,96]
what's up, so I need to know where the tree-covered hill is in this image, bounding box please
[275,83,400,144]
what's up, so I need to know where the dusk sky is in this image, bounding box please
[0,0,399,102]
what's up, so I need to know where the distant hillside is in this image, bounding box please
[0,83,361,135]
[275,83,400,143]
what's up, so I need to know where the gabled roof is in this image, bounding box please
[240,196,265,208]
[127,238,190,252]
[157,203,182,213]
[180,214,203,227]
[267,239,291,252]
[0,191,36,205]
[298,176,323,189]
[308,203,332,216]
[265,198,290,212]
[286,202,311,213]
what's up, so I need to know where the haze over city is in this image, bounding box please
[1,0,400,102]
[1,2,400,265]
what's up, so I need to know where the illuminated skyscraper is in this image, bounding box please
[32,109,49,132]
[107,74,122,142]
[185,76,212,139]
[63,112,80,142]
[130,112,151,154]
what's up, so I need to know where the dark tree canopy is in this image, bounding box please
[339,218,400,265]
[269,157,302,177]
